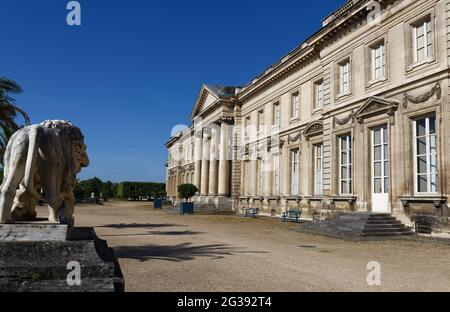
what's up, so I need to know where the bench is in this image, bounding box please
[282,210,302,223]
[415,219,433,234]
[245,208,259,218]
[313,212,321,222]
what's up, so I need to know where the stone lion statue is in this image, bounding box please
[0,120,89,225]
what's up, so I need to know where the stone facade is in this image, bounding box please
[166,0,450,230]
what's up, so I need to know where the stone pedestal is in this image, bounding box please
[193,195,233,214]
[0,224,124,292]
[214,196,233,211]
[0,223,69,242]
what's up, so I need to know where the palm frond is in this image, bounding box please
[0,77,23,94]
[3,102,30,125]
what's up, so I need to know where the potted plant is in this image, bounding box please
[177,184,198,215]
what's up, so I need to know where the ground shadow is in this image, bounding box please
[113,243,269,262]
[97,223,183,230]
[147,230,205,236]
[101,230,205,238]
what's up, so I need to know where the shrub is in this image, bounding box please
[177,184,198,201]
[117,182,166,200]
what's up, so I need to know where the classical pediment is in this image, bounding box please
[190,85,218,120]
[190,85,237,120]
[303,121,323,141]
[203,93,217,110]
[353,96,399,124]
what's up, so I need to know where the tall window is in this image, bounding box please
[244,116,251,139]
[414,116,438,194]
[339,60,350,95]
[413,18,432,64]
[371,42,385,81]
[244,161,250,196]
[257,159,263,195]
[339,135,352,195]
[273,155,280,195]
[273,103,281,127]
[372,127,389,196]
[315,144,324,195]
[315,80,324,109]
[291,92,300,119]
[258,110,264,132]
[291,150,300,196]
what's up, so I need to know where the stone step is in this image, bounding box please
[364,223,406,229]
[369,214,393,217]
[333,213,392,219]
[363,228,411,234]
[333,215,370,221]
[297,212,413,240]
[366,220,402,225]
[361,231,413,237]
[367,216,397,221]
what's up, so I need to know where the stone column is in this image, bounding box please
[176,170,181,202]
[173,175,177,197]
[194,132,203,191]
[249,160,256,197]
[218,121,231,196]
[200,132,211,196]
[209,125,220,196]
[171,175,175,196]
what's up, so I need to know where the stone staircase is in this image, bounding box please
[298,213,413,240]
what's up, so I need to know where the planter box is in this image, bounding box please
[154,199,163,209]
[180,202,194,215]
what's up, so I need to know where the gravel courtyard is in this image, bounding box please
[50,201,450,292]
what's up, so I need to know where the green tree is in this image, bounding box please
[116,182,166,200]
[177,184,198,202]
[0,125,16,168]
[73,180,84,200]
[0,77,31,176]
[0,77,30,129]
[101,181,115,200]
[77,177,103,199]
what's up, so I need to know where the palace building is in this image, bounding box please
[166,0,450,230]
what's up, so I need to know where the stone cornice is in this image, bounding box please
[238,46,319,102]
[237,0,397,103]
[165,134,182,148]
[322,0,362,27]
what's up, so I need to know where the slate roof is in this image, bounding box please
[204,85,238,98]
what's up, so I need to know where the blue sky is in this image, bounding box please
[1,0,346,183]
